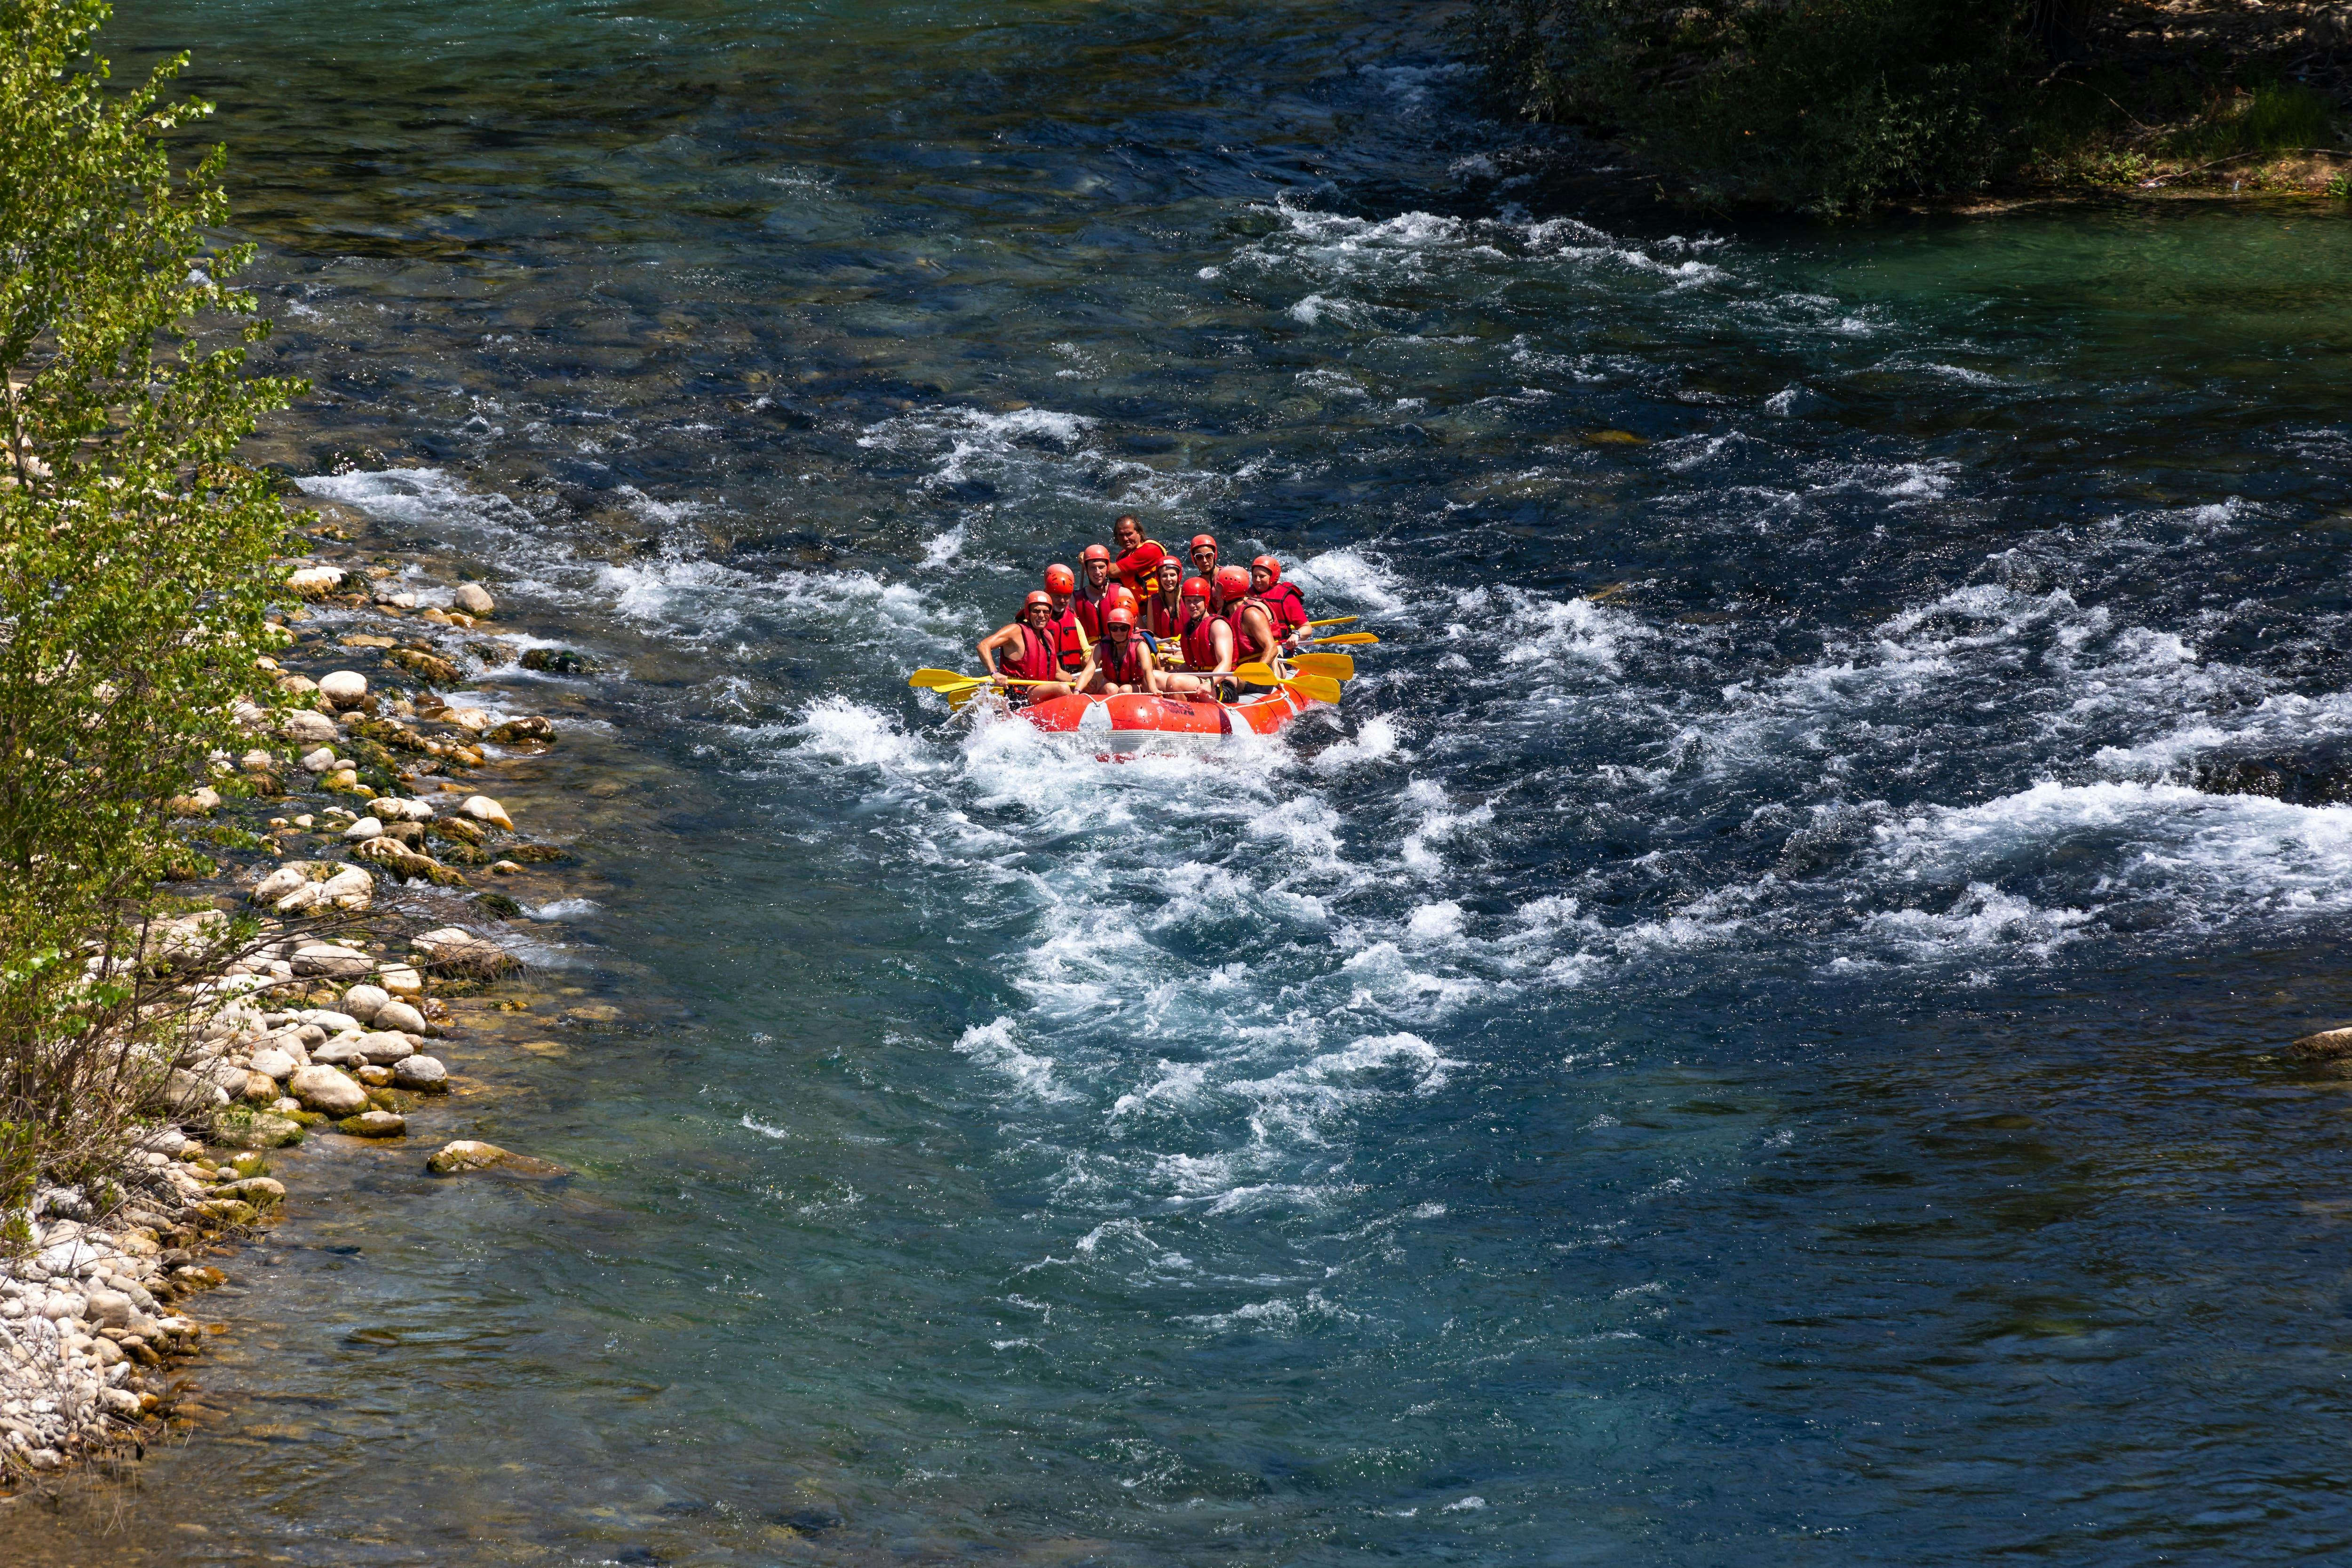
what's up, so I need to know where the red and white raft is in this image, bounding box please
[1004,686,1322,752]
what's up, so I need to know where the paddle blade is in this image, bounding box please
[910,668,977,690]
[1290,652,1354,680]
[1233,661,1279,686]
[1305,615,1359,628]
[1283,673,1344,703]
[1308,632,1377,646]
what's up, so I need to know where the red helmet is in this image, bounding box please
[1251,554,1282,584]
[1180,575,1211,601]
[1190,533,1218,555]
[1080,543,1112,564]
[1215,565,1250,600]
[1104,605,1136,630]
[1044,563,1075,594]
[1022,590,1052,614]
[1105,583,1138,613]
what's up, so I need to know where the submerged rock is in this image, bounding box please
[487,716,554,745]
[2292,1027,2352,1059]
[519,646,599,675]
[426,1139,565,1177]
[338,1110,407,1138]
[214,1177,286,1207]
[2192,740,2352,806]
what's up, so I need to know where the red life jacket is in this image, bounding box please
[1227,598,1278,665]
[1145,590,1184,640]
[1044,604,1087,670]
[1073,587,1113,639]
[1261,581,1310,637]
[1181,612,1229,673]
[1004,623,1060,684]
[1113,539,1167,594]
[1097,634,1145,687]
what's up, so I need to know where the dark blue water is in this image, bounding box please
[22,2,2352,1563]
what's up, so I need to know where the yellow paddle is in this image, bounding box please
[909,669,1057,696]
[1234,661,1343,704]
[1306,616,1359,628]
[1305,631,1377,646]
[1288,651,1354,680]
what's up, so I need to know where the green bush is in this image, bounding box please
[1460,0,2044,214]
[2165,82,2340,162]
[0,0,302,1237]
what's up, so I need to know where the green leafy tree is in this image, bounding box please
[0,0,302,1229]
[1461,0,2048,214]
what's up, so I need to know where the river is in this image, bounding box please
[15,0,2352,1562]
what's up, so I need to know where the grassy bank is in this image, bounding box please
[1458,0,2352,214]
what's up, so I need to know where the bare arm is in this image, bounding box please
[1208,620,1235,675]
[976,622,1021,677]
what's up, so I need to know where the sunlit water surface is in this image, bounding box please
[15,1,2352,1563]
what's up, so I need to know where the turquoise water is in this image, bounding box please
[18,2,2352,1562]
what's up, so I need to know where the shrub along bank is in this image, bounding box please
[1,0,303,1247]
[1457,0,2352,214]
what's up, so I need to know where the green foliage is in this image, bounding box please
[0,0,302,1214]
[2165,82,2339,162]
[1460,0,2044,214]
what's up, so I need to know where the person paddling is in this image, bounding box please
[1041,563,1089,674]
[976,591,1077,703]
[1144,557,1185,640]
[1070,603,1159,696]
[1073,543,1116,639]
[1252,555,1311,646]
[1111,514,1167,596]
[1217,563,1282,672]
[1160,575,1235,698]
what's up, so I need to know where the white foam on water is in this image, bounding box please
[1854,883,2089,966]
[1406,901,1464,942]
[522,899,601,921]
[1495,591,1647,674]
[920,525,968,568]
[1287,546,1406,613]
[954,1017,1081,1104]
[791,697,934,774]
[1310,713,1407,773]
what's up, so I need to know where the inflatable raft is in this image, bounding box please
[1010,685,1321,752]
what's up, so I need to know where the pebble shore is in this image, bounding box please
[0,501,586,1483]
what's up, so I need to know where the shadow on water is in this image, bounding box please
[9,0,2352,1564]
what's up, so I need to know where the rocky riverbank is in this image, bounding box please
[0,490,594,1484]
